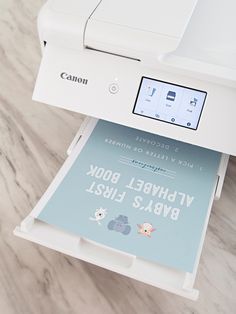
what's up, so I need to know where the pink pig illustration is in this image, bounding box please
[137,223,156,238]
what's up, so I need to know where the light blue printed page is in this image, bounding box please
[38,120,221,272]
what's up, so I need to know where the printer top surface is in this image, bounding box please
[89,0,197,39]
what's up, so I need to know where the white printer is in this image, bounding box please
[14,0,236,300]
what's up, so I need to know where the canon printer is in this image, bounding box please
[14,0,236,300]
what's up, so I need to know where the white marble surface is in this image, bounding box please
[0,1,235,313]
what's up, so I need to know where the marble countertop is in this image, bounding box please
[0,1,235,313]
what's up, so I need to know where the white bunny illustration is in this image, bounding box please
[89,208,108,225]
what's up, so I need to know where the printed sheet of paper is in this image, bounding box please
[38,120,221,272]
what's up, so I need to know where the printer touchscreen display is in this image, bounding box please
[133,77,207,130]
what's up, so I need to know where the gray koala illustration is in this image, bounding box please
[107,215,131,235]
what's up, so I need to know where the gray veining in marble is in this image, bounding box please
[0,1,235,313]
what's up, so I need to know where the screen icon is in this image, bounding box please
[148,87,157,97]
[166,91,176,101]
[190,97,198,106]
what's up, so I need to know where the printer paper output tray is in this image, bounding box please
[14,117,229,300]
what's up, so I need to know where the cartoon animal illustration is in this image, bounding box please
[108,215,131,235]
[137,222,156,238]
[89,208,108,225]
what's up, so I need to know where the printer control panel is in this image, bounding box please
[133,77,207,130]
[33,44,236,155]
